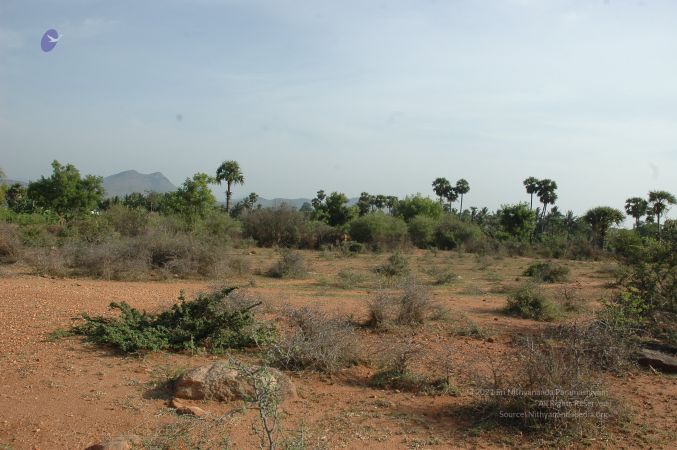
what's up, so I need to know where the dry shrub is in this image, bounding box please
[468,333,621,440]
[506,282,559,321]
[267,250,308,279]
[267,307,357,373]
[367,277,433,329]
[0,223,21,263]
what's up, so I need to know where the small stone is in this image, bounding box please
[176,406,208,417]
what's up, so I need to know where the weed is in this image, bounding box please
[268,250,308,279]
[505,282,558,321]
[523,261,570,283]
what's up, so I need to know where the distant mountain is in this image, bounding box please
[103,170,176,198]
[0,179,27,187]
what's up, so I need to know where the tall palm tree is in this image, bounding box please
[648,190,676,239]
[624,197,649,229]
[215,160,244,212]
[455,179,470,216]
[523,177,539,210]
[432,177,451,205]
[583,207,624,248]
[536,179,558,221]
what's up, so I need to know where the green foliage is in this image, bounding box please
[433,214,484,250]
[348,213,408,250]
[311,191,354,227]
[103,204,149,237]
[73,287,275,354]
[408,214,437,248]
[583,206,624,248]
[523,260,570,283]
[215,160,244,212]
[393,194,443,222]
[166,173,217,225]
[27,160,104,217]
[374,252,409,277]
[506,282,558,321]
[496,203,536,241]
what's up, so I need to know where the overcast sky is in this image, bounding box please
[1,0,675,214]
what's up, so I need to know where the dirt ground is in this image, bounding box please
[0,249,675,449]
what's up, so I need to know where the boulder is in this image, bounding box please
[638,348,677,373]
[85,435,142,450]
[175,361,295,402]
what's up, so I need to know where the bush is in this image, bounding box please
[335,269,366,289]
[73,286,275,354]
[434,215,484,251]
[267,249,308,278]
[267,307,357,373]
[367,278,432,328]
[523,260,570,283]
[0,223,21,263]
[506,282,558,321]
[469,333,618,440]
[104,204,148,237]
[374,252,409,277]
[348,213,408,250]
[242,207,324,248]
[423,265,458,285]
[408,215,437,248]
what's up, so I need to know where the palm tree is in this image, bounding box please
[583,207,625,248]
[624,197,649,229]
[215,160,244,212]
[432,177,451,205]
[648,190,676,239]
[523,177,539,210]
[455,179,470,216]
[536,179,558,221]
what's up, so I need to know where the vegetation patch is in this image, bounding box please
[523,260,570,283]
[267,250,308,279]
[73,286,276,354]
[505,282,558,321]
[374,252,409,277]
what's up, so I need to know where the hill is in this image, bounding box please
[103,170,176,198]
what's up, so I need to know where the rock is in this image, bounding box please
[637,349,677,373]
[175,361,296,402]
[176,405,208,417]
[85,435,142,450]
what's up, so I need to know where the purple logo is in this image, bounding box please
[41,29,61,52]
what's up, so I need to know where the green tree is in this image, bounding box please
[215,160,244,212]
[393,194,443,222]
[583,206,624,248]
[523,177,539,210]
[536,179,558,221]
[27,160,104,217]
[230,192,259,217]
[455,178,470,215]
[432,177,452,206]
[625,197,649,229]
[0,167,6,205]
[5,183,32,213]
[311,190,353,227]
[648,190,676,239]
[357,192,373,216]
[496,203,537,241]
[172,173,217,225]
[385,196,398,215]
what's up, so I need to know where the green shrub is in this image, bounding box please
[267,249,308,278]
[506,282,558,321]
[73,287,275,354]
[104,204,149,237]
[348,213,408,250]
[523,260,570,283]
[374,252,409,277]
[434,215,484,251]
[335,269,366,289]
[408,215,437,248]
[241,207,317,248]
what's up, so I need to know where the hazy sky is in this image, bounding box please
[1,0,676,214]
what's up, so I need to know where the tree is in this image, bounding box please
[432,177,452,205]
[455,179,470,216]
[230,192,260,217]
[648,190,676,239]
[523,177,539,210]
[625,197,649,229]
[171,173,217,224]
[0,167,6,205]
[357,192,373,216]
[536,179,558,221]
[27,160,104,217]
[385,196,399,215]
[583,207,624,248]
[393,195,443,222]
[496,203,537,241]
[215,160,244,212]
[311,190,354,227]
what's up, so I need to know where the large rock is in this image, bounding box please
[85,435,142,450]
[638,348,677,373]
[174,361,296,402]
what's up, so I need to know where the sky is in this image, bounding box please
[1,0,676,215]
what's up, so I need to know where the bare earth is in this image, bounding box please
[0,250,675,449]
